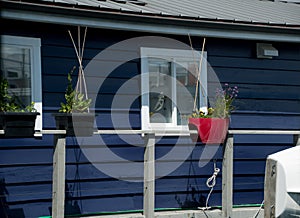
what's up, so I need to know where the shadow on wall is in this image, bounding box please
[175,185,206,209]
[175,153,206,209]
[0,178,25,218]
[48,184,81,216]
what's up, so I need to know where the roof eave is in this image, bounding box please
[1,0,300,42]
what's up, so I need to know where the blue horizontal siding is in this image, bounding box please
[1,176,264,205]
[231,113,300,130]
[205,39,300,60]
[208,56,299,71]
[42,57,139,77]
[211,67,300,86]
[42,111,141,129]
[234,99,300,112]
[1,19,300,217]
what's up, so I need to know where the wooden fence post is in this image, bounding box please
[52,134,66,218]
[222,134,233,218]
[143,133,155,218]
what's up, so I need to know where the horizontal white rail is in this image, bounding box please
[229,130,300,135]
[1,129,300,135]
[2,129,300,135]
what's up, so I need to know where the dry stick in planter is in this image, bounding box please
[68,26,90,112]
[188,34,207,113]
[54,26,94,136]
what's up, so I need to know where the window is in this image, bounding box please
[141,48,207,133]
[1,35,42,133]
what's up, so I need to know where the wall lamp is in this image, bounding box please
[256,43,279,59]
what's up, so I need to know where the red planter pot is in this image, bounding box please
[188,118,229,144]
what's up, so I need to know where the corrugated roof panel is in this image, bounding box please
[60,0,90,6]
[89,0,132,11]
[107,0,166,13]
[52,0,76,3]
[124,2,161,14]
[106,0,157,13]
[145,0,193,17]
[230,0,300,23]
[104,0,162,13]
[159,0,300,25]
[106,0,140,12]
[75,0,101,7]
[84,0,113,9]
[171,0,294,24]
[243,1,293,22]
[9,0,300,26]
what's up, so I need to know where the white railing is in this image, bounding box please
[1,129,300,218]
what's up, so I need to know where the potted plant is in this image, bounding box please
[52,27,96,137]
[0,77,40,138]
[52,66,94,137]
[188,84,238,144]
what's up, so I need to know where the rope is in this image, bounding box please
[253,200,264,218]
[199,160,220,210]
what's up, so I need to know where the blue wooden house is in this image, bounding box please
[1,0,300,217]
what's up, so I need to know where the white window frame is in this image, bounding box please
[141,47,207,134]
[1,35,43,134]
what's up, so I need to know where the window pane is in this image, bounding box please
[1,45,31,107]
[176,62,199,125]
[148,58,172,123]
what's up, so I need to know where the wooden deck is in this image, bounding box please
[81,207,264,218]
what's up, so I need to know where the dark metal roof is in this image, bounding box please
[2,0,300,27]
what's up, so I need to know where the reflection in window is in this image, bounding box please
[147,59,202,125]
[141,47,207,131]
[1,46,32,107]
[149,59,172,123]
[176,62,199,125]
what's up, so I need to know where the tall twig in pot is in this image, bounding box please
[188,34,207,113]
[68,26,89,112]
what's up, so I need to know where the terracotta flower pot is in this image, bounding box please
[188,118,229,144]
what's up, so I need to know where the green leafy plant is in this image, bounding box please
[0,77,36,112]
[191,84,238,118]
[59,66,92,113]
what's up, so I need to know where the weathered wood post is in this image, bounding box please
[143,133,155,218]
[52,134,66,218]
[222,134,233,218]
